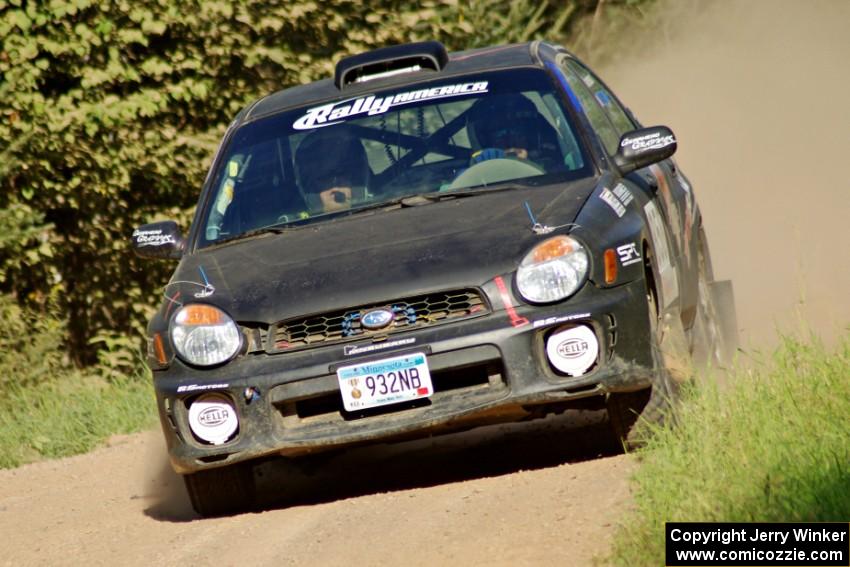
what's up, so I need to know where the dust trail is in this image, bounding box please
[599,0,850,348]
[137,430,196,520]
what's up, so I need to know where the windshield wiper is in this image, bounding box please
[344,184,522,217]
[209,223,298,247]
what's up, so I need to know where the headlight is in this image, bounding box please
[516,235,589,303]
[170,304,242,366]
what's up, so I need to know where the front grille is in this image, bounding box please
[265,289,488,352]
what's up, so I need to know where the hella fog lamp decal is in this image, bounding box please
[187,393,238,445]
[546,325,598,376]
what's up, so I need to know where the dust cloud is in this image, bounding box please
[600,0,850,348]
[138,430,196,520]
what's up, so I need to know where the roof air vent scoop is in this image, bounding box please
[334,41,449,90]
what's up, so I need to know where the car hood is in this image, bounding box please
[170,178,598,323]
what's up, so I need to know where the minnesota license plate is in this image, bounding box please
[337,352,433,412]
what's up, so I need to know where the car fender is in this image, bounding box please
[571,176,650,289]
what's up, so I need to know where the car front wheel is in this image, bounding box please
[606,251,677,450]
[183,461,256,517]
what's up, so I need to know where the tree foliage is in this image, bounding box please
[0,0,642,363]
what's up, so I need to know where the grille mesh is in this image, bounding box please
[266,289,488,352]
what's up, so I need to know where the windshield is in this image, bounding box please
[198,68,593,247]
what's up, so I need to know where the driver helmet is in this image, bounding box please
[467,93,563,171]
[295,125,370,210]
[467,94,542,152]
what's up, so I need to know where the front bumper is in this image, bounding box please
[154,277,655,474]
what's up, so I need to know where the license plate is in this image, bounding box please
[337,352,433,412]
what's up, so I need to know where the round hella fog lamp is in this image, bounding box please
[188,393,238,445]
[517,235,589,303]
[546,325,598,376]
[171,304,241,366]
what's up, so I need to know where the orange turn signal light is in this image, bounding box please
[153,333,167,366]
[531,236,575,263]
[604,249,618,284]
[176,304,226,326]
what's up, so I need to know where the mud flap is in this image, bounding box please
[710,279,739,365]
[659,309,693,386]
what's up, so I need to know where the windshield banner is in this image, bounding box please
[293,81,489,130]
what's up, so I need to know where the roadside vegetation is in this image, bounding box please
[609,331,850,566]
[0,293,156,469]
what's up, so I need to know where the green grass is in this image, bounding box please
[0,293,158,469]
[0,370,158,469]
[609,332,850,566]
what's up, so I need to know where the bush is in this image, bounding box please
[0,0,649,363]
[0,292,67,390]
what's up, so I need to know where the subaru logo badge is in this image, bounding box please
[361,308,394,330]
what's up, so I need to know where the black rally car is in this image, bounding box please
[132,41,735,516]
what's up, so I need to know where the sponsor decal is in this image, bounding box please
[532,312,591,329]
[600,188,626,218]
[132,228,175,247]
[343,337,416,356]
[293,81,489,130]
[545,325,598,376]
[198,406,230,427]
[616,242,642,266]
[644,201,679,306]
[177,383,229,393]
[557,338,589,359]
[612,183,634,207]
[493,275,530,328]
[361,308,394,330]
[620,132,676,152]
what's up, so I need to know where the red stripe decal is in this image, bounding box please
[493,276,529,328]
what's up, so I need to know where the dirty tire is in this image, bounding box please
[606,388,651,451]
[606,255,677,451]
[183,462,256,517]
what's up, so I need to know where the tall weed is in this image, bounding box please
[609,332,850,566]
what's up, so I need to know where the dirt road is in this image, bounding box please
[0,412,632,567]
[3,2,847,566]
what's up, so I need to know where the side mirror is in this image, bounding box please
[131,221,184,260]
[613,126,677,174]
